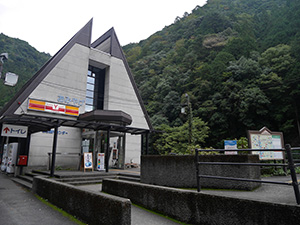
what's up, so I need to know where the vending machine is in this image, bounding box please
[6,143,18,174]
[0,144,8,172]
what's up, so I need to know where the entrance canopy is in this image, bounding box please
[0,114,150,135]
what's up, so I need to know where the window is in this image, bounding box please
[85,66,106,112]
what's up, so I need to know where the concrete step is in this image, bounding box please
[11,177,32,190]
[17,174,34,183]
[67,179,104,186]
[117,173,140,182]
[56,175,117,182]
[57,175,117,183]
[118,173,140,178]
[31,170,53,176]
[24,172,40,177]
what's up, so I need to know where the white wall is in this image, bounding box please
[14,43,149,169]
[17,44,90,169]
[28,127,82,168]
[105,57,149,164]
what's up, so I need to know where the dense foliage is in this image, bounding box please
[124,0,300,149]
[1,0,300,154]
[0,33,50,109]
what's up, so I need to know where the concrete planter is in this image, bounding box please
[141,155,260,190]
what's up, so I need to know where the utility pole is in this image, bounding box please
[181,93,193,145]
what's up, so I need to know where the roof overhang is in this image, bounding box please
[0,114,149,135]
[79,109,132,126]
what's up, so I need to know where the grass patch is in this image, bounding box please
[133,203,189,225]
[35,194,86,225]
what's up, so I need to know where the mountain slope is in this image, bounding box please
[0,33,50,108]
[123,0,300,147]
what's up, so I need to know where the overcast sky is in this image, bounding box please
[0,0,207,55]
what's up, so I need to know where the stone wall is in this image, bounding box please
[141,155,261,190]
[32,176,131,225]
[102,179,300,225]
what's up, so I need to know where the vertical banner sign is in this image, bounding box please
[84,152,93,172]
[97,153,105,171]
[224,140,237,155]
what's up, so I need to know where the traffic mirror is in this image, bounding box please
[4,72,19,86]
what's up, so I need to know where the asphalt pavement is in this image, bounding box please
[0,171,180,225]
[201,175,300,205]
[78,183,180,225]
[0,172,77,225]
[2,168,299,225]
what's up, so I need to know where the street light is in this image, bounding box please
[181,93,193,145]
[0,53,19,86]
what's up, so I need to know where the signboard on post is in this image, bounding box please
[248,127,284,160]
[97,153,105,171]
[84,152,93,172]
[1,124,28,138]
[224,140,237,155]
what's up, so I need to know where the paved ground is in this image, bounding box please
[201,175,300,205]
[0,170,180,225]
[78,183,180,224]
[0,172,77,225]
[2,167,299,225]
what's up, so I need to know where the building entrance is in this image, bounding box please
[82,129,126,170]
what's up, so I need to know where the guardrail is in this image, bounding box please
[195,144,300,204]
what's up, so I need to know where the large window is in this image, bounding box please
[85,66,106,112]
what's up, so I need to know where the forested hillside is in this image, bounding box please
[0,33,50,108]
[1,0,299,153]
[124,0,300,150]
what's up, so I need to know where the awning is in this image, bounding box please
[0,114,151,135]
[79,109,132,126]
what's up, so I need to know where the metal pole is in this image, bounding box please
[50,126,59,177]
[141,134,144,156]
[285,144,300,204]
[145,132,149,155]
[185,93,192,145]
[105,128,110,173]
[195,149,201,192]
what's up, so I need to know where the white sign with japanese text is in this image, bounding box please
[1,124,28,138]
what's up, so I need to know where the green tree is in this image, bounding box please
[153,117,209,155]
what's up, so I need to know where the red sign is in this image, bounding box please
[28,99,79,116]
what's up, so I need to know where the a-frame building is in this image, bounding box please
[0,19,152,173]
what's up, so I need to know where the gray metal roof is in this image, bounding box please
[0,114,150,135]
[0,19,93,117]
[0,19,153,132]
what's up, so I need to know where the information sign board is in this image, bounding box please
[224,140,237,155]
[248,127,284,160]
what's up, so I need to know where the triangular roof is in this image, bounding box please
[0,19,93,117]
[0,19,153,131]
[91,28,153,130]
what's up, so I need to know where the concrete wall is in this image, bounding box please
[28,127,81,169]
[16,43,89,169]
[141,155,261,190]
[102,179,300,225]
[33,176,131,225]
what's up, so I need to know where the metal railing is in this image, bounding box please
[195,144,300,204]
